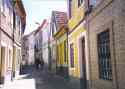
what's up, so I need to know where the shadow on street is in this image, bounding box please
[20,65,72,89]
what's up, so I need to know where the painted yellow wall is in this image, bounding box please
[57,35,68,67]
[0,47,6,77]
[68,0,86,78]
[54,26,68,67]
[69,26,86,78]
[68,0,85,31]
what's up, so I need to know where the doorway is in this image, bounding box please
[0,47,5,84]
[80,37,87,89]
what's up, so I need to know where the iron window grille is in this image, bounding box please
[97,30,112,80]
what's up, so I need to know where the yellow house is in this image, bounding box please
[54,26,69,78]
[68,0,89,89]
[51,11,69,78]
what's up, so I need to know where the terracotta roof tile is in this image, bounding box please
[53,11,67,28]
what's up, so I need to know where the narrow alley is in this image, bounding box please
[1,0,125,89]
[3,66,72,89]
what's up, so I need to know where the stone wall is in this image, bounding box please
[88,0,125,89]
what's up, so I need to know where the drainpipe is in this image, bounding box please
[11,0,16,81]
[48,23,52,71]
[66,26,69,78]
[87,16,92,89]
[48,30,50,71]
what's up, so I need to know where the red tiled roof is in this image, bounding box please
[53,11,67,28]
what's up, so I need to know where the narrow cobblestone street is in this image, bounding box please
[2,66,73,89]
[1,0,125,89]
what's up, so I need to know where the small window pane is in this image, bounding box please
[64,40,67,62]
[70,44,74,67]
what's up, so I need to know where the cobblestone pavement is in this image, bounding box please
[2,66,73,89]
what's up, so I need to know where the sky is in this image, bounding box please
[22,0,67,35]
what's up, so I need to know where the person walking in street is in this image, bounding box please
[35,58,41,69]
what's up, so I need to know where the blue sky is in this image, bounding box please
[22,0,67,35]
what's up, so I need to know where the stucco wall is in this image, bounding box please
[88,0,125,89]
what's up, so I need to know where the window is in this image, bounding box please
[64,40,67,62]
[1,0,5,12]
[16,15,20,27]
[70,43,74,67]
[69,0,72,18]
[17,17,21,35]
[78,0,83,7]
[53,23,57,34]
[89,0,97,7]
[0,0,2,12]
[97,30,112,80]
[13,12,16,29]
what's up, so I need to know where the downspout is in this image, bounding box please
[11,0,16,81]
[66,26,69,78]
[87,16,92,89]
[48,23,51,71]
[85,0,93,88]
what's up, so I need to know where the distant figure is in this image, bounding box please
[35,58,41,69]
